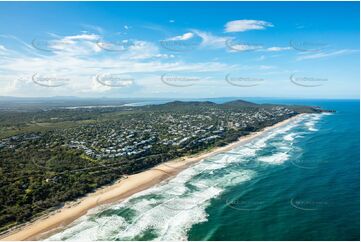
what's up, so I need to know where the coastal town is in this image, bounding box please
[60,105,297,160]
[0,100,321,235]
[0,102,299,161]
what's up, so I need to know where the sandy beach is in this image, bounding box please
[0,114,302,241]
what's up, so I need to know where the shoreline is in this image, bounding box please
[1,114,302,241]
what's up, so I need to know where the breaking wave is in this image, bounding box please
[48,113,325,241]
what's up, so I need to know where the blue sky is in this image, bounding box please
[0,1,359,99]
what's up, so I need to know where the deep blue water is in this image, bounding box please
[49,99,360,241]
[188,99,360,241]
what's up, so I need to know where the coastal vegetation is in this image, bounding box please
[0,100,321,234]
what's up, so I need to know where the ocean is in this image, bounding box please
[48,99,360,241]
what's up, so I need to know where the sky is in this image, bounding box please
[0,1,359,99]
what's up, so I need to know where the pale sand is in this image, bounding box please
[1,114,302,241]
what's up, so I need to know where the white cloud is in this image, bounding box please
[125,40,160,59]
[225,20,273,33]
[32,33,102,56]
[0,32,237,97]
[63,34,99,41]
[259,65,275,70]
[168,32,194,41]
[192,30,231,49]
[0,44,7,52]
[226,41,291,53]
[265,46,291,52]
[227,43,262,52]
[297,49,358,60]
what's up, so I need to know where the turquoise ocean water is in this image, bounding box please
[48,99,359,241]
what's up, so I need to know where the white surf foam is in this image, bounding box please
[48,114,310,241]
[258,152,290,164]
[284,133,295,141]
[48,158,255,241]
[304,113,325,132]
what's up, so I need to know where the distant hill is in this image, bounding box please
[222,100,258,107]
[159,101,216,107]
